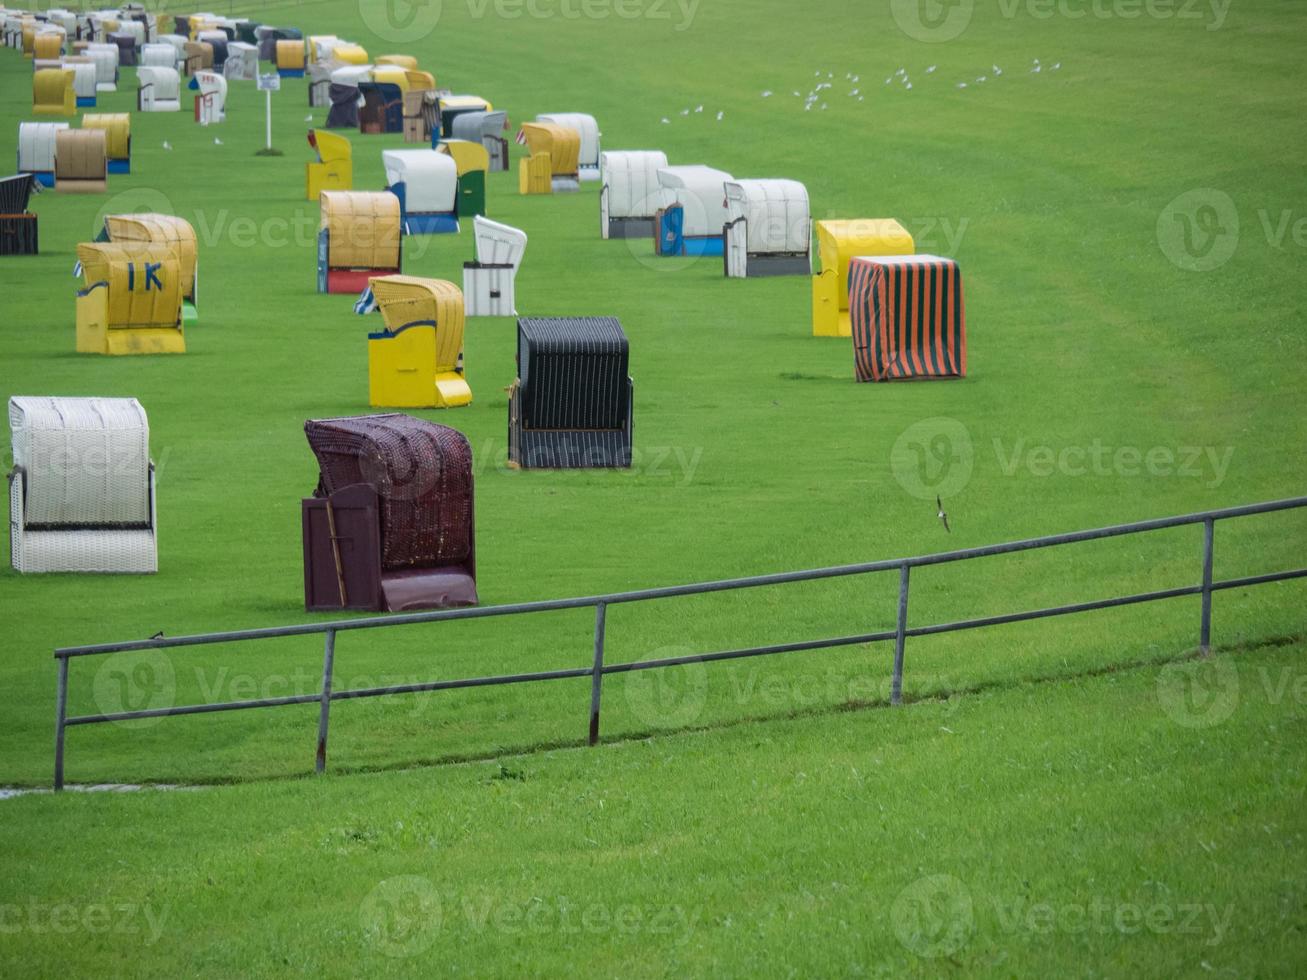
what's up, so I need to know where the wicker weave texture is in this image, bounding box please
[9,395,151,526]
[305,414,473,570]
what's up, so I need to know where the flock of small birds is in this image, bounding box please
[658,58,1064,125]
[659,105,725,125]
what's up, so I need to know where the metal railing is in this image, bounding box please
[52,496,1307,789]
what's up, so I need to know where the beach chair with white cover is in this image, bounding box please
[8,396,158,573]
[463,216,526,317]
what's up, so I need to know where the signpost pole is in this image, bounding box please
[257,73,281,152]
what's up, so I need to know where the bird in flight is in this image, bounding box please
[936,496,951,533]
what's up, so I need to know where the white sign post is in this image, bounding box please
[257,73,281,151]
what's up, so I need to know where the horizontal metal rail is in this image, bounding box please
[51,496,1307,788]
[52,496,1307,659]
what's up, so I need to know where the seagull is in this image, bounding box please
[957,82,968,89]
[852,75,860,82]
[162,140,172,150]
[1031,65,1042,73]
[849,88,860,96]
[993,65,1003,76]
[213,137,223,145]
[680,108,690,116]
[976,76,987,83]
[926,65,937,74]
[660,117,670,124]
[761,90,772,97]
[857,96,864,102]
[905,83,912,90]
[936,497,951,533]
[716,111,724,121]
[304,114,313,121]
[694,105,703,113]
[885,77,892,84]
[1051,62,1061,70]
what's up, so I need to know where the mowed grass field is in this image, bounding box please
[1,0,1305,973]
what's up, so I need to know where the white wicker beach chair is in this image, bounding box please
[462,216,527,317]
[8,396,158,573]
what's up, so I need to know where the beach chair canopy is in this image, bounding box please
[32,68,75,115]
[320,190,401,269]
[81,113,130,160]
[536,112,600,168]
[849,255,967,383]
[304,414,474,572]
[724,179,810,254]
[18,121,69,173]
[382,149,458,214]
[8,395,158,573]
[472,215,527,269]
[520,122,580,177]
[77,241,182,328]
[451,110,507,142]
[330,63,372,85]
[104,213,197,300]
[9,396,151,527]
[601,150,668,219]
[656,165,733,237]
[817,218,915,305]
[54,128,106,186]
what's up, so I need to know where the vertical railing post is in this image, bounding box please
[54,656,68,791]
[891,564,910,706]
[589,603,607,746]
[315,629,337,774]
[1200,518,1215,655]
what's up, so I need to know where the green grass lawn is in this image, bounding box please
[2,641,1305,976]
[1,0,1304,973]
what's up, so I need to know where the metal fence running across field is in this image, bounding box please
[52,496,1307,789]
